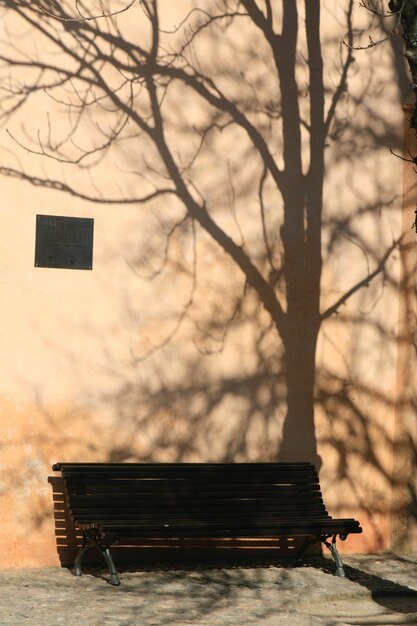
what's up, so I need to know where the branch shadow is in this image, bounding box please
[0,0,412,573]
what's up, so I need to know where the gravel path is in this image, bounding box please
[1,554,417,625]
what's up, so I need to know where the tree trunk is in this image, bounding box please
[279,320,321,468]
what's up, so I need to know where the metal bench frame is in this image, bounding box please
[52,462,362,586]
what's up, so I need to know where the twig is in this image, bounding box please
[358,0,404,18]
[131,220,198,362]
[320,238,401,320]
[36,0,137,23]
[343,0,404,51]
[390,147,417,164]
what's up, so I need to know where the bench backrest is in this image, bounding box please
[53,462,330,530]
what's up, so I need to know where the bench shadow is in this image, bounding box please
[308,555,417,615]
[94,555,417,619]
[68,554,417,626]
[48,476,80,566]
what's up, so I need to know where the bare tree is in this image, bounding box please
[0,0,400,467]
[389,0,417,128]
[346,1,417,134]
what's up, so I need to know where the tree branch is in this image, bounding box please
[36,0,137,23]
[320,238,400,321]
[0,166,177,204]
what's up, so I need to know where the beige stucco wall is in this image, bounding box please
[0,1,411,567]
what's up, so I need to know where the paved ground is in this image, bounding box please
[1,553,417,625]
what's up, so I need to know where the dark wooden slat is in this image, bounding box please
[69,503,325,511]
[95,518,360,528]
[66,480,320,494]
[69,494,326,504]
[66,493,322,504]
[63,476,319,486]
[64,467,317,482]
[74,513,332,523]
[66,488,319,501]
[93,517,359,527]
[54,462,314,471]
[71,505,327,519]
[94,520,361,534]
[63,476,320,488]
[92,527,360,538]
[68,498,323,508]
[93,520,361,533]
[58,463,317,474]
[78,518,338,528]
[65,491,322,503]
[59,464,299,468]
[72,507,325,521]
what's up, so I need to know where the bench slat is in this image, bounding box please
[59,465,318,476]
[68,492,325,499]
[63,477,320,488]
[68,482,323,490]
[72,507,326,522]
[68,498,326,508]
[65,485,322,497]
[93,517,358,526]
[71,500,325,515]
[54,462,314,470]
[66,489,320,501]
[95,520,361,534]
[76,511,331,526]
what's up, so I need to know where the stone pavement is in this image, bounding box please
[1,553,417,626]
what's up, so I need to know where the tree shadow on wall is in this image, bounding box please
[0,0,414,576]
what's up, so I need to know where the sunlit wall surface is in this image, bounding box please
[0,1,413,567]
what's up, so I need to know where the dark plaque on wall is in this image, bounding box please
[35,215,94,270]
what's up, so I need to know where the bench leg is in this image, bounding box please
[322,536,345,577]
[72,529,120,585]
[100,547,121,586]
[72,532,89,577]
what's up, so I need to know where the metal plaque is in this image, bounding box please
[35,215,94,270]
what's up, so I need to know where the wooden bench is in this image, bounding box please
[52,462,362,585]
